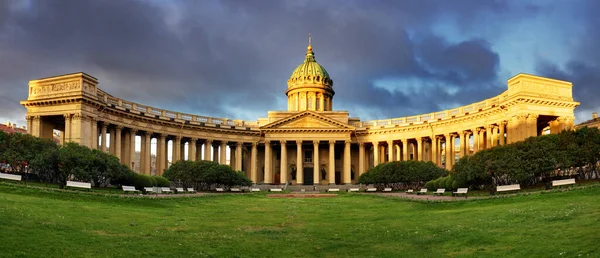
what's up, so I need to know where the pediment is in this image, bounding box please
[261,111,353,130]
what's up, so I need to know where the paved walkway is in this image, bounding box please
[366,192,473,201]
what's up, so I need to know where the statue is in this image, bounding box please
[321,165,327,180]
[290,163,297,180]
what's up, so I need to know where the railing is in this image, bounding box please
[96,89,260,128]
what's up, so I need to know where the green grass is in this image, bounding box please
[0,183,599,257]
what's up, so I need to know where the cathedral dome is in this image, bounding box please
[287,44,333,89]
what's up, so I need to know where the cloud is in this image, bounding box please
[0,0,591,126]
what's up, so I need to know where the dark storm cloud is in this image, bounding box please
[0,0,579,124]
[536,1,600,118]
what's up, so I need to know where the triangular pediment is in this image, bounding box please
[261,111,353,130]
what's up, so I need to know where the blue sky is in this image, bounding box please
[0,0,598,127]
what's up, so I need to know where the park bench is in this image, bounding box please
[215,188,225,192]
[327,188,340,192]
[122,185,139,194]
[496,184,520,193]
[366,188,377,192]
[416,188,427,195]
[269,188,282,192]
[231,188,241,192]
[552,178,576,188]
[0,172,21,181]
[175,187,185,194]
[405,189,414,194]
[383,188,392,192]
[144,187,155,194]
[348,188,360,192]
[433,189,446,196]
[160,187,173,194]
[250,188,261,192]
[187,188,195,193]
[66,181,91,191]
[452,188,469,198]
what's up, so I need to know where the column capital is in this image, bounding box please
[280,140,287,145]
[174,135,182,141]
[500,120,508,126]
[72,113,82,120]
[386,139,393,144]
[416,137,423,143]
[190,137,198,142]
[359,142,364,147]
[345,140,351,145]
[313,140,319,145]
[237,142,244,147]
[329,140,336,144]
[205,139,213,144]
[296,140,303,145]
[25,115,34,121]
[130,128,138,134]
[33,115,41,121]
[264,140,271,145]
[251,142,257,147]
[527,113,539,121]
[63,113,72,119]
[144,131,152,137]
[372,141,379,146]
[220,140,228,146]
[159,133,168,139]
[115,125,124,131]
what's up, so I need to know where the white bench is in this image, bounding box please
[160,187,173,194]
[269,188,282,192]
[176,187,185,193]
[405,189,414,194]
[327,188,340,192]
[452,188,468,197]
[496,184,520,193]
[416,188,427,195]
[187,188,196,193]
[0,172,21,181]
[348,188,360,192]
[215,188,224,192]
[122,185,139,194]
[144,187,155,194]
[433,188,445,196]
[552,178,576,187]
[66,181,91,191]
[231,188,241,192]
[383,188,392,192]
[366,188,377,192]
[250,188,261,192]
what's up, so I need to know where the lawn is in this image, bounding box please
[0,183,599,257]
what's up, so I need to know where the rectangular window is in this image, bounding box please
[316,98,320,109]
[308,98,313,109]
[304,150,313,163]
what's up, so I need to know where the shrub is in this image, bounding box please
[445,177,455,190]
[153,176,171,187]
[132,173,154,190]
[359,160,448,189]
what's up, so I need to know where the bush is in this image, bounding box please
[153,176,171,187]
[445,177,455,190]
[132,173,155,190]
[425,180,436,191]
[359,160,448,189]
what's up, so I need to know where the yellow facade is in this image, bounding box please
[20,42,580,185]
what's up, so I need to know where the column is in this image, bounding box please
[313,140,319,185]
[328,140,335,184]
[319,94,325,111]
[395,144,401,161]
[472,128,479,153]
[212,142,219,162]
[459,131,468,158]
[444,134,452,170]
[431,136,440,167]
[100,123,108,152]
[196,141,202,161]
[499,121,506,146]
[527,114,539,139]
[236,142,243,171]
[189,138,197,161]
[140,132,147,173]
[129,129,137,170]
[264,140,272,184]
[296,140,304,185]
[143,132,152,175]
[373,141,379,167]
[204,139,212,161]
[343,140,351,184]
[64,114,72,143]
[114,126,123,161]
[180,140,186,161]
[280,141,288,184]
[416,138,423,161]
[90,118,98,149]
[401,139,408,161]
[387,140,394,163]
[173,136,181,162]
[109,127,116,155]
[358,142,365,176]
[251,142,258,183]
[157,134,167,175]
[220,141,228,165]
[486,125,494,148]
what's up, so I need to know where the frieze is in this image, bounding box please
[30,81,81,96]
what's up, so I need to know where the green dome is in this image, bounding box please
[287,45,333,88]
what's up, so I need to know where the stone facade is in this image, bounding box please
[20,43,579,185]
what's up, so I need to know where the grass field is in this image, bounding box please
[0,183,599,257]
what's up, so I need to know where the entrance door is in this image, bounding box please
[335,171,341,185]
[303,168,313,185]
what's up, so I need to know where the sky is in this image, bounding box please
[1,0,599,128]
